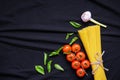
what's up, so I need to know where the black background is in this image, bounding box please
[0,0,120,80]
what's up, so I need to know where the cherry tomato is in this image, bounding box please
[76,68,86,77]
[81,59,90,69]
[71,60,81,69]
[76,51,86,61]
[66,53,75,62]
[62,44,71,54]
[71,43,81,53]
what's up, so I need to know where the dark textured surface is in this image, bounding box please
[0,0,120,80]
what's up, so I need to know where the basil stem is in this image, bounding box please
[49,47,63,57]
[69,21,81,28]
[54,64,64,71]
[65,33,74,40]
[69,36,78,45]
[47,60,52,73]
[44,52,48,65]
[35,65,45,75]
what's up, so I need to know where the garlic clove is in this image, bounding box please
[81,11,107,28]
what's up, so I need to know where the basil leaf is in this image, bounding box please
[35,65,45,75]
[69,21,81,28]
[49,51,58,57]
[49,47,62,57]
[54,64,64,71]
[69,36,78,45]
[65,33,74,40]
[44,52,48,65]
[47,60,52,73]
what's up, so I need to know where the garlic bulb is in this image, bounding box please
[81,11,107,28]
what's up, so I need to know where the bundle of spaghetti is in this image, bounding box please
[78,25,107,80]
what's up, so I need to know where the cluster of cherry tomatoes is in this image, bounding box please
[62,43,90,77]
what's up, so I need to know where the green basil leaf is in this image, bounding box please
[47,60,52,73]
[54,64,64,71]
[44,52,48,65]
[35,65,45,75]
[69,36,78,45]
[49,51,58,57]
[65,33,74,40]
[56,47,63,54]
[69,21,81,28]
[49,47,62,57]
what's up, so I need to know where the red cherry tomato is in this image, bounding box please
[81,59,90,69]
[76,51,86,61]
[62,44,71,54]
[71,43,81,53]
[66,53,76,62]
[76,68,86,77]
[71,60,81,69]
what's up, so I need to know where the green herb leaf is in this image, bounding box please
[35,65,45,75]
[65,33,74,40]
[47,60,52,73]
[49,51,58,57]
[69,36,78,45]
[69,21,81,28]
[49,47,63,57]
[44,52,48,65]
[54,64,64,71]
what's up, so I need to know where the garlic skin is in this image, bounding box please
[81,11,91,22]
[81,11,107,28]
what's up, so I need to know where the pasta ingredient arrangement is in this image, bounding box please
[35,11,109,80]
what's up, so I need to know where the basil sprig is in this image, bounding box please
[35,65,45,75]
[44,52,48,65]
[54,64,64,71]
[47,60,53,73]
[49,47,63,57]
[69,21,81,28]
[65,33,74,40]
[69,36,78,45]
